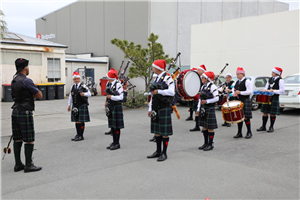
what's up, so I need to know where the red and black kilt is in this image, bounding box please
[108,104,124,129]
[260,95,280,115]
[240,98,252,119]
[198,106,218,129]
[151,107,173,136]
[11,109,35,142]
[71,104,90,122]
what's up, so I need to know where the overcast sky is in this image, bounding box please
[1,0,299,38]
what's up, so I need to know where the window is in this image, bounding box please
[47,58,61,82]
[254,77,267,88]
[284,75,300,84]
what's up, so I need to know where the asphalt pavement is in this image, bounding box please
[1,96,299,199]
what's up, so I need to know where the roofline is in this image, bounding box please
[1,41,68,48]
[35,1,78,20]
[65,53,109,57]
[66,60,108,64]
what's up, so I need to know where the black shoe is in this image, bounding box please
[106,143,113,149]
[203,145,214,151]
[267,127,274,133]
[71,135,79,141]
[147,151,161,159]
[14,164,24,172]
[233,132,243,138]
[222,122,228,126]
[157,153,167,161]
[110,144,120,150]
[74,136,84,141]
[245,132,252,139]
[257,126,266,132]
[186,116,193,121]
[226,123,231,127]
[190,127,201,132]
[105,130,112,135]
[198,144,208,150]
[24,164,42,173]
[149,136,156,142]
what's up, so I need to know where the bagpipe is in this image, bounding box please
[72,82,89,117]
[148,52,182,119]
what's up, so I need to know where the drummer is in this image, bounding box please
[232,67,253,139]
[219,73,236,127]
[257,67,285,133]
[189,65,206,132]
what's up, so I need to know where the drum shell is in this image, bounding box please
[176,69,200,99]
[147,95,152,102]
[221,101,245,124]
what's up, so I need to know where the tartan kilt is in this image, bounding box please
[11,109,35,142]
[241,98,252,119]
[187,100,198,111]
[198,106,218,129]
[71,104,90,122]
[151,107,173,136]
[108,104,124,129]
[260,95,280,115]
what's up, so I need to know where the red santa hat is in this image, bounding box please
[72,71,80,79]
[202,71,215,82]
[236,67,245,74]
[197,64,206,72]
[152,60,166,71]
[106,68,118,80]
[192,68,198,71]
[272,67,283,76]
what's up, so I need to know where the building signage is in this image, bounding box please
[37,33,56,40]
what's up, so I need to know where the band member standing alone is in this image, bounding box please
[197,71,219,151]
[257,67,285,133]
[68,71,91,141]
[147,60,175,161]
[11,58,42,173]
[232,67,253,139]
[190,65,206,132]
[105,69,124,150]
[219,73,236,127]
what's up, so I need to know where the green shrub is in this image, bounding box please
[123,90,147,108]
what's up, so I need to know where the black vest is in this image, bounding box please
[268,77,281,97]
[201,82,215,107]
[11,74,35,111]
[71,83,88,108]
[234,78,250,101]
[226,80,234,89]
[152,73,172,111]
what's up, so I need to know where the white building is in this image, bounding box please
[191,10,299,77]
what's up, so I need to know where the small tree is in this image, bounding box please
[0,10,8,39]
[111,33,174,91]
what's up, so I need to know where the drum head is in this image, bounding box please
[183,71,201,97]
[222,100,241,108]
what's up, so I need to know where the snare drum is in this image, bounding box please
[176,69,201,99]
[254,91,273,105]
[221,101,245,124]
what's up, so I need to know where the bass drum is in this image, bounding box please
[176,69,201,100]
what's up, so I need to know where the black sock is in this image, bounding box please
[81,123,85,136]
[270,116,276,128]
[189,108,193,118]
[203,130,209,144]
[111,128,116,144]
[115,129,120,145]
[262,116,268,128]
[75,123,81,136]
[13,141,23,166]
[24,144,34,167]
[208,132,215,146]
[195,116,199,128]
[162,137,169,155]
[155,136,162,153]
[238,122,243,133]
[245,119,251,133]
